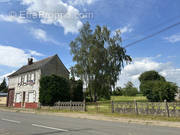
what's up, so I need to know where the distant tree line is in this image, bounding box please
[0,78,8,93]
[112,81,138,97]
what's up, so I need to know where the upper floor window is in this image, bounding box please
[18,72,36,86]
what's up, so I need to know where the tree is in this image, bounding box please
[112,87,123,96]
[0,78,8,93]
[139,70,166,94]
[39,75,70,106]
[70,22,131,101]
[70,79,84,101]
[139,71,178,102]
[122,82,138,96]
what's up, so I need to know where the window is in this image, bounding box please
[16,93,21,103]
[31,73,35,82]
[28,92,34,102]
[24,75,27,83]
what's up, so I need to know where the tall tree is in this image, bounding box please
[70,22,132,101]
[0,78,8,93]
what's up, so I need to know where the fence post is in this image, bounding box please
[134,100,138,115]
[70,100,72,111]
[96,102,99,112]
[83,99,86,112]
[164,100,170,117]
[111,100,114,113]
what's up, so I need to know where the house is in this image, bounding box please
[0,93,8,106]
[7,54,69,108]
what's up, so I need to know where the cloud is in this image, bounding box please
[0,45,43,68]
[120,25,133,34]
[68,0,97,6]
[112,25,133,36]
[21,0,83,34]
[117,55,180,88]
[0,71,15,83]
[0,14,30,24]
[28,50,44,56]
[30,28,61,45]
[164,33,180,43]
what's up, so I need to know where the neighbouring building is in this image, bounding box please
[7,54,69,108]
[0,93,8,106]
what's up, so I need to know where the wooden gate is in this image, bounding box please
[7,89,15,107]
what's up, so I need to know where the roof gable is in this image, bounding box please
[8,54,59,77]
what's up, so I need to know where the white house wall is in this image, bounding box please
[8,69,41,103]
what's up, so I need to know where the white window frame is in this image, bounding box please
[28,91,36,103]
[15,93,21,103]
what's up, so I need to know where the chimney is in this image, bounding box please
[28,58,33,65]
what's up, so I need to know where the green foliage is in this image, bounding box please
[112,87,123,96]
[39,75,70,106]
[0,78,8,93]
[122,82,138,96]
[70,22,132,101]
[139,70,165,82]
[139,71,178,102]
[70,79,84,101]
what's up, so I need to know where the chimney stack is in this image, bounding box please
[28,58,33,65]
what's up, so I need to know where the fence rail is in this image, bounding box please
[40,100,180,117]
[87,100,180,117]
[41,100,86,112]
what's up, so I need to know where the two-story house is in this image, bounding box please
[7,54,69,108]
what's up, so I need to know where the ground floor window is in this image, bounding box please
[16,93,21,103]
[28,92,34,103]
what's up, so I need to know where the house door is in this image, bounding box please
[22,92,26,107]
[7,89,15,107]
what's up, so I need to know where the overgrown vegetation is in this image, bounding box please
[39,75,70,106]
[70,79,84,101]
[139,70,178,102]
[70,22,132,102]
[39,75,84,106]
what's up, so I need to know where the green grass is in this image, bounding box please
[111,96,147,102]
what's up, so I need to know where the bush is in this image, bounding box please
[140,81,177,102]
[70,79,84,101]
[39,75,70,106]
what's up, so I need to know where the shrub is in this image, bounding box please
[39,75,70,106]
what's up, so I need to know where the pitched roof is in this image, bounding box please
[8,55,57,77]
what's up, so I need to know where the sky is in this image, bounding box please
[0,0,180,88]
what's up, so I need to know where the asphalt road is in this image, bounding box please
[0,110,180,135]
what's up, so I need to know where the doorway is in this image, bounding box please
[7,89,14,107]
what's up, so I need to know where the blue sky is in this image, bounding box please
[0,0,180,87]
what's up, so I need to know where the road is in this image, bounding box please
[0,110,180,135]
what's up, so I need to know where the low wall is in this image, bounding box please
[0,97,7,106]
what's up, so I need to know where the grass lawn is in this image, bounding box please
[111,96,147,102]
